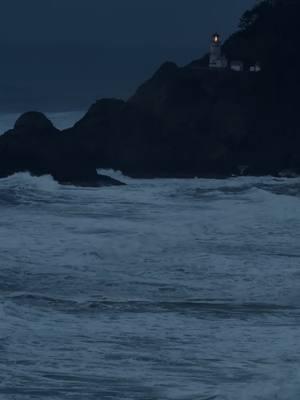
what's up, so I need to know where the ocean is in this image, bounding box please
[0,113,300,399]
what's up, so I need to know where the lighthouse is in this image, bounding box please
[209,33,227,69]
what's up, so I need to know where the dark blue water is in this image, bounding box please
[0,171,300,400]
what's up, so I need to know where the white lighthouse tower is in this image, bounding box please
[209,33,227,69]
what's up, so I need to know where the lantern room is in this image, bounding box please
[212,33,221,44]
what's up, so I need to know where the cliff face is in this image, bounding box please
[127,64,258,176]
[62,0,299,177]
[222,0,300,174]
[63,66,255,177]
[67,66,298,177]
[0,0,299,182]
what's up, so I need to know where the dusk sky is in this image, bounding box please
[0,0,255,111]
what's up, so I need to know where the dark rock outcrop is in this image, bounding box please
[0,112,124,186]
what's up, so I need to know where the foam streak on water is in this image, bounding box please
[0,172,300,400]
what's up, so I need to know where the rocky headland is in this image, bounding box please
[0,0,299,185]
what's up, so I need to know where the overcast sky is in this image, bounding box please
[0,0,255,111]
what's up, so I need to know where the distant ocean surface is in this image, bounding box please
[0,112,300,400]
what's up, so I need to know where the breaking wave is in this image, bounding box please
[0,171,300,399]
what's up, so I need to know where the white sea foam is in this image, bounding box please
[0,172,300,399]
[97,168,133,183]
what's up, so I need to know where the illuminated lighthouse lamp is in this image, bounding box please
[213,33,220,44]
